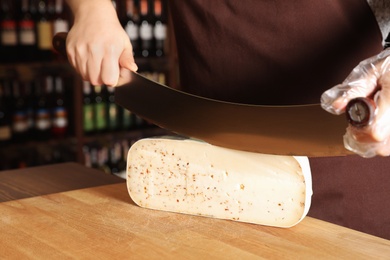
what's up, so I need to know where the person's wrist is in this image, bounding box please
[72,0,117,23]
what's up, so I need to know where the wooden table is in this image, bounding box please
[0,163,389,259]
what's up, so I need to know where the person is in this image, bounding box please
[64,0,390,239]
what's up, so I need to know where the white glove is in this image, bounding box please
[321,49,390,157]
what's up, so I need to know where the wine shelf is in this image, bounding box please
[0,0,177,174]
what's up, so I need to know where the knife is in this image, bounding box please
[53,33,350,157]
[114,71,351,157]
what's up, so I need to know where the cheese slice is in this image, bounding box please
[126,137,312,228]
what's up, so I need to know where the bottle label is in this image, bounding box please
[140,21,153,40]
[53,19,69,35]
[125,22,139,40]
[0,126,12,140]
[52,107,68,128]
[37,21,53,50]
[20,29,36,45]
[35,109,51,130]
[12,111,29,133]
[1,20,17,46]
[19,20,36,45]
[83,104,94,132]
[154,21,166,40]
[95,103,107,130]
[108,103,118,129]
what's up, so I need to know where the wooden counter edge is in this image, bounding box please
[0,162,125,202]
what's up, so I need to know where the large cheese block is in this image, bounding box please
[126,137,312,228]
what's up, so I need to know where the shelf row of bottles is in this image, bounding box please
[114,0,168,58]
[0,0,169,63]
[83,138,134,178]
[82,81,146,135]
[0,69,167,145]
[0,126,171,172]
[0,73,72,144]
[81,70,166,135]
[0,0,70,63]
[83,127,172,178]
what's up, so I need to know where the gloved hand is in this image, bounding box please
[321,49,390,158]
[66,0,138,87]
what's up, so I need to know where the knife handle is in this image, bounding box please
[346,97,376,128]
[52,32,68,59]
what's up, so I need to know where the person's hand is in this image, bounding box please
[66,0,138,86]
[321,49,390,157]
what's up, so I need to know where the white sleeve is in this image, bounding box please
[366,0,390,45]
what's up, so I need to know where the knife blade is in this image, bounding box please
[115,71,351,157]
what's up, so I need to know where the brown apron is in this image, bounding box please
[169,0,389,239]
[169,0,382,105]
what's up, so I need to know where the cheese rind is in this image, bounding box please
[126,137,312,228]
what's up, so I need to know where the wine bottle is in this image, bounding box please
[124,0,141,57]
[117,139,130,175]
[82,81,95,134]
[106,86,120,131]
[94,84,107,132]
[24,80,35,135]
[29,0,40,49]
[52,0,69,35]
[139,0,154,57]
[34,76,53,140]
[97,144,111,174]
[0,80,12,144]
[51,76,68,138]
[0,0,18,63]
[108,141,121,175]
[153,0,167,57]
[11,79,30,142]
[89,143,99,169]
[83,144,92,167]
[19,0,37,62]
[36,0,53,60]
[121,107,133,130]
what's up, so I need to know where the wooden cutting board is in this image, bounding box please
[0,183,389,259]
